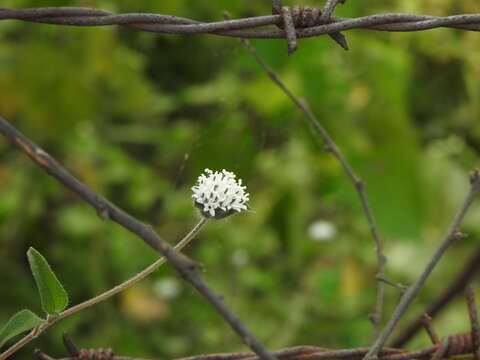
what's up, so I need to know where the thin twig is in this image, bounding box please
[364,171,480,360]
[376,276,407,294]
[235,32,386,338]
[0,116,276,360]
[61,218,208,317]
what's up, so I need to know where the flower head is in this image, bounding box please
[192,168,250,219]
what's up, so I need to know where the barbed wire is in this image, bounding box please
[1,7,480,41]
[30,287,480,360]
[2,5,480,360]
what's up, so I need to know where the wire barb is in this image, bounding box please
[271,1,348,53]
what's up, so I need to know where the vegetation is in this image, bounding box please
[1,0,480,359]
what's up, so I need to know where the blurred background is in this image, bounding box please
[1,0,480,359]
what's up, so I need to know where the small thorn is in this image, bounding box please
[453,231,468,240]
[324,144,334,152]
[222,11,231,20]
[355,179,364,190]
[288,42,298,56]
[329,32,349,50]
[368,313,378,325]
[96,205,110,221]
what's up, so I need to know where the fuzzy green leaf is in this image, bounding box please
[0,310,45,347]
[27,247,68,314]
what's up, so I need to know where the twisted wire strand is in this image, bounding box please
[1,7,480,39]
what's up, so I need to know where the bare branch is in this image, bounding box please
[0,116,276,360]
[364,172,480,360]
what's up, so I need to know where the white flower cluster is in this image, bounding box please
[192,169,250,219]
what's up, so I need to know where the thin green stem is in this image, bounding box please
[0,218,209,360]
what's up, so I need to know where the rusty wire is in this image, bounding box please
[33,288,480,360]
[1,6,480,41]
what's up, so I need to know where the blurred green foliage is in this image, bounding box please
[1,0,480,358]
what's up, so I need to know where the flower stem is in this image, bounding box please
[0,218,209,360]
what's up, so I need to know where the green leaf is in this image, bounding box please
[0,310,45,347]
[27,247,68,314]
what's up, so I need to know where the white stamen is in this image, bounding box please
[192,169,250,219]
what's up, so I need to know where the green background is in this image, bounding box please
[1,0,480,358]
